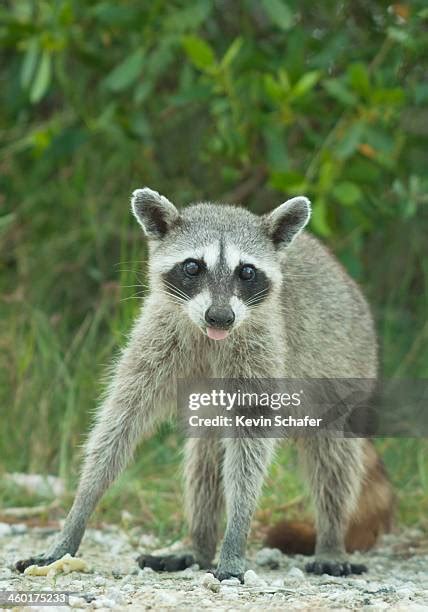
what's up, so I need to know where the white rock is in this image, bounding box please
[93,597,116,609]
[272,592,286,601]
[10,524,28,535]
[105,587,125,605]
[110,541,126,555]
[157,591,178,605]
[138,533,160,548]
[181,567,198,579]
[255,547,283,568]
[287,566,305,580]
[69,595,87,608]
[5,473,64,497]
[0,523,12,536]
[201,572,216,585]
[244,569,266,587]
[201,572,221,593]
[365,581,384,593]
[222,588,240,599]
[321,573,341,582]
[152,540,185,555]
[399,581,416,590]
[0,582,15,591]
[89,531,111,546]
[365,601,389,610]
[93,576,107,587]
[221,577,241,585]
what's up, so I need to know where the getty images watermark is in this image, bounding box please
[177,378,428,438]
[187,387,322,430]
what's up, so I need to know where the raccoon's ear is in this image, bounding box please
[264,196,311,249]
[131,187,180,239]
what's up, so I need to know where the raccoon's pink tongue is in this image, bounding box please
[207,327,229,341]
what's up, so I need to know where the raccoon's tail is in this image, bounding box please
[265,441,394,554]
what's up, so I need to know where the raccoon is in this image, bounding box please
[16,188,393,580]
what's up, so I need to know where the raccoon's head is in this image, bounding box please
[131,188,310,341]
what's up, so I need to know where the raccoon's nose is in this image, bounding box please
[205,306,235,329]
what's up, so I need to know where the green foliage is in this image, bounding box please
[104,48,145,92]
[0,1,427,531]
[261,0,295,31]
[183,35,217,71]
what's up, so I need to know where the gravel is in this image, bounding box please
[1,523,428,610]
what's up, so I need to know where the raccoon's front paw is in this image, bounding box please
[136,553,195,572]
[15,555,58,574]
[214,559,246,583]
[305,558,367,576]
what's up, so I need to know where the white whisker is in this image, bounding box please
[244,287,270,306]
[163,280,190,301]
[161,290,187,305]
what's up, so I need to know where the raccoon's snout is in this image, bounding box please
[205,306,235,330]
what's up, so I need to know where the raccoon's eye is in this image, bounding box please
[239,264,256,281]
[183,259,202,277]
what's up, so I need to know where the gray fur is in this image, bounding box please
[16,189,377,579]
[183,438,224,568]
[216,438,276,580]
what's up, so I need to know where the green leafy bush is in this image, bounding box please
[2,3,426,260]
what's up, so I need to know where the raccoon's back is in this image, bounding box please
[280,233,377,378]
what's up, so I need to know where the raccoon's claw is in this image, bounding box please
[136,553,195,572]
[214,568,245,583]
[15,555,58,574]
[305,559,367,576]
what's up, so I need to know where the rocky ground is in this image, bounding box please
[1,522,428,610]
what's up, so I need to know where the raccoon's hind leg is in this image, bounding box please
[138,437,224,572]
[299,437,368,576]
